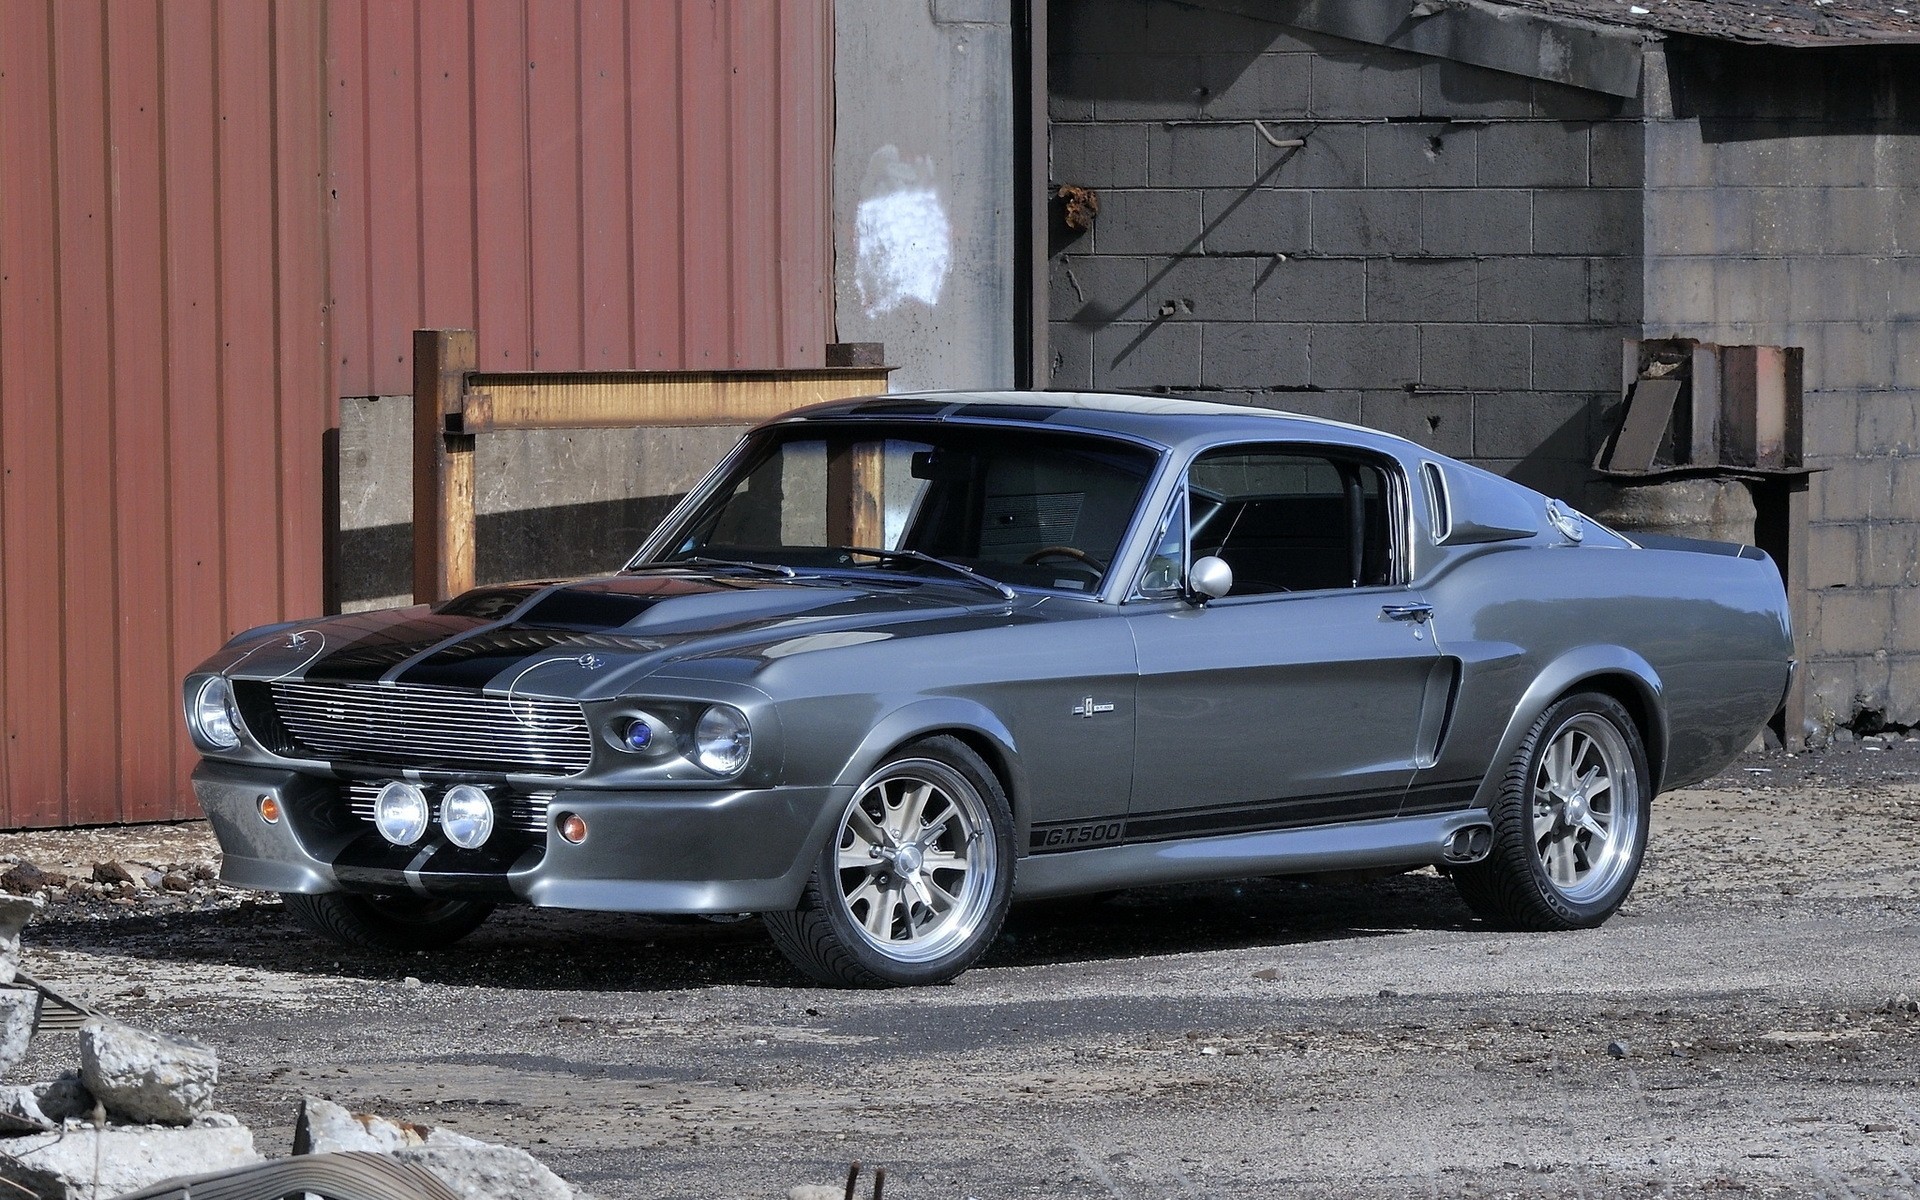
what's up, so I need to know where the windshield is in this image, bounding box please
[638,423,1161,594]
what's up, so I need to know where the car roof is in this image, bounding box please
[781,389,1424,459]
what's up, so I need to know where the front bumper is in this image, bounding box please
[192,760,850,914]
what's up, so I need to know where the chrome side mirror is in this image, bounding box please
[1186,556,1232,604]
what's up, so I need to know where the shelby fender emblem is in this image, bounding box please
[1071,696,1116,718]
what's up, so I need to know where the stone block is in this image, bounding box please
[1589,121,1644,188]
[1366,257,1475,324]
[1532,325,1630,394]
[0,990,33,1079]
[1310,51,1423,119]
[1311,324,1418,391]
[1808,524,1860,591]
[1047,320,1094,389]
[0,1126,258,1200]
[1863,524,1920,588]
[1421,325,1531,391]
[1476,121,1588,188]
[1257,124,1364,188]
[1050,123,1149,189]
[1533,189,1642,256]
[1202,323,1310,389]
[1148,122,1255,188]
[1310,189,1419,256]
[1358,391,1474,458]
[1254,258,1365,323]
[79,1020,218,1126]
[1148,255,1256,322]
[1053,255,1150,325]
[1422,190,1531,257]
[1092,189,1202,254]
[1420,59,1533,119]
[1472,393,1594,460]
[1202,189,1309,255]
[1814,588,1894,657]
[0,897,39,986]
[1586,256,1642,324]
[1477,257,1587,324]
[1094,322,1201,389]
[1365,123,1475,188]
[1202,53,1310,120]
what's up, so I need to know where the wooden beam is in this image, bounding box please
[412,329,478,603]
[826,440,886,550]
[458,368,891,432]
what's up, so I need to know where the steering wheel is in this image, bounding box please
[1022,545,1106,571]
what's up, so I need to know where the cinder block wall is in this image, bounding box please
[1641,43,1920,729]
[1047,0,1644,503]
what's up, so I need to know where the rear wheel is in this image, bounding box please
[282,892,493,953]
[1453,692,1650,930]
[764,736,1015,987]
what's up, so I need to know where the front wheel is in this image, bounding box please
[764,736,1015,987]
[1453,692,1650,930]
[282,892,494,953]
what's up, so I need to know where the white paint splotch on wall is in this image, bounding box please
[854,146,952,318]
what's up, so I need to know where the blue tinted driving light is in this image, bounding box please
[623,719,654,751]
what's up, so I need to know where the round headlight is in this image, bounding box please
[193,678,241,749]
[439,784,495,849]
[373,781,430,846]
[694,705,751,775]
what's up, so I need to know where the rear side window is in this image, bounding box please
[1188,446,1397,595]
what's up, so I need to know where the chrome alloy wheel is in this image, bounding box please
[833,757,996,964]
[1531,712,1642,903]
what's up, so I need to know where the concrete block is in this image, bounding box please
[1310,189,1419,256]
[1421,325,1531,391]
[1588,121,1644,188]
[1310,51,1423,119]
[1068,55,1209,121]
[1895,587,1920,651]
[1802,393,1863,460]
[1896,188,1920,255]
[1202,189,1309,255]
[1785,257,1891,325]
[1814,587,1894,656]
[1148,122,1255,188]
[1202,53,1310,120]
[1472,394,1593,460]
[1752,187,1897,256]
[1891,259,1920,321]
[1532,325,1630,394]
[1419,58,1533,119]
[1358,391,1474,457]
[1533,189,1641,256]
[402,1133,578,1200]
[1257,125,1364,188]
[1366,258,1475,324]
[1202,323,1311,388]
[79,1020,218,1126]
[1092,189,1203,254]
[1808,524,1860,590]
[1893,459,1920,522]
[1142,0,1319,54]
[1271,390,1361,423]
[1642,186,1736,257]
[0,1087,53,1135]
[1052,255,1150,325]
[1255,258,1365,323]
[0,1126,259,1200]
[1641,120,1715,189]
[1094,322,1201,388]
[1859,393,1920,457]
[1047,320,1094,389]
[1312,325,1418,391]
[0,990,32,1078]
[1586,256,1642,324]
[1477,257,1587,324]
[1886,656,1920,726]
[1050,123,1149,189]
[1532,78,1630,121]
[1805,654,1862,726]
[1863,524,1920,588]
[1148,255,1257,322]
[1051,0,1148,56]
[1365,123,1475,188]
[1899,324,1920,390]
[295,1096,428,1154]
[1825,459,1895,523]
[1422,189,1531,257]
[1495,457,1593,503]
[1476,121,1588,188]
[1806,322,1895,394]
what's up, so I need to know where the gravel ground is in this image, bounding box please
[5,745,1919,1199]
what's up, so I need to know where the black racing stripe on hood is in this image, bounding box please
[390,629,666,690]
[299,614,492,682]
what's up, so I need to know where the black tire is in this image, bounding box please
[282,892,493,953]
[1453,692,1651,931]
[764,735,1016,987]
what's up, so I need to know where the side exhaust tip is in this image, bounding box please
[1441,822,1493,865]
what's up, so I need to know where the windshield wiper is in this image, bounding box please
[836,546,1016,601]
[650,555,797,579]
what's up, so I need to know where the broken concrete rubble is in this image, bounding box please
[0,1087,53,1135]
[0,1124,259,1200]
[0,896,42,985]
[78,1019,218,1126]
[0,989,36,1078]
[30,1073,93,1124]
[295,1096,582,1200]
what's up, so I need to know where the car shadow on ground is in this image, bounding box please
[31,871,1483,993]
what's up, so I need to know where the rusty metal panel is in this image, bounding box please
[329,0,835,395]
[0,0,333,828]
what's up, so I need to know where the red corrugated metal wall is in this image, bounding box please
[328,0,834,396]
[0,0,332,827]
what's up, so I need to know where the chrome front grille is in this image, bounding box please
[345,781,553,838]
[267,681,593,776]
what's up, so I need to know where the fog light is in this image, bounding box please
[440,784,495,849]
[557,812,588,844]
[373,781,429,846]
[256,795,281,824]
[622,719,655,752]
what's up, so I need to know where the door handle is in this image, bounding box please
[1382,603,1434,624]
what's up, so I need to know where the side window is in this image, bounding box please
[1186,446,1397,596]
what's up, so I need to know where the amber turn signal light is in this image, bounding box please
[557,813,588,844]
[257,795,281,824]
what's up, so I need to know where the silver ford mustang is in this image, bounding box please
[185,392,1794,986]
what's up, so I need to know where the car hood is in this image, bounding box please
[210,570,1025,700]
